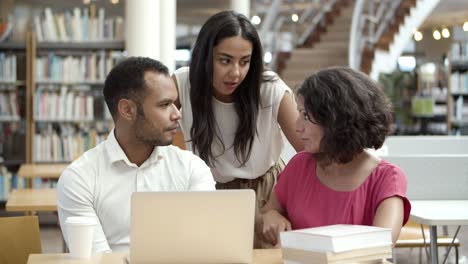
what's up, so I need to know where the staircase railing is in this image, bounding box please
[297,0,337,46]
[262,0,339,71]
[349,0,402,70]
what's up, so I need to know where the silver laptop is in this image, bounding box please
[130,190,255,264]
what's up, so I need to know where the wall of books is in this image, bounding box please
[31,43,124,163]
[0,1,125,199]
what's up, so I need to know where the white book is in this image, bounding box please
[58,85,68,120]
[34,134,40,162]
[98,50,105,81]
[74,95,81,120]
[8,92,18,118]
[72,8,83,42]
[88,18,97,41]
[34,15,44,42]
[45,134,51,162]
[451,43,460,61]
[64,11,73,41]
[82,8,89,41]
[115,17,124,41]
[65,92,74,120]
[282,245,392,264]
[98,8,105,40]
[56,14,69,42]
[86,95,94,120]
[11,55,16,82]
[456,96,464,121]
[280,225,392,253]
[44,8,57,41]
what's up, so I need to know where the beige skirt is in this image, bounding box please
[215,160,286,249]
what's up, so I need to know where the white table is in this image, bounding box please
[410,200,468,264]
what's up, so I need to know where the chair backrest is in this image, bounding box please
[0,216,42,264]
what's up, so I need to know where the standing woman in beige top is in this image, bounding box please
[172,11,303,247]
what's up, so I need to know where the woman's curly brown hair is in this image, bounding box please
[297,67,393,164]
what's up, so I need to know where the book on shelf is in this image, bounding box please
[35,85,96,121]
[0,91,20,120]
[0,166,28,200]
[35,51,122,82]
[0,122,25,164]
[0,165,12,200]
[34,6,124,42]
[0,53,17,82]
[450,72,468,94]
[33,123,109,162]
[279,225,392,253]
[282,245,392,264]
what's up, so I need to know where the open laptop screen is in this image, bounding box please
[130,190,255,263]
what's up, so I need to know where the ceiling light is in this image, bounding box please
[291,14,299,22]
[441,28,450,38]
[251,15,261,25]
[414,31,423,41]
[433,30,441,40]
[110,0,119,4]
[464,22,468,31]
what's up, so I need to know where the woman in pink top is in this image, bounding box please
[261,67,411,246]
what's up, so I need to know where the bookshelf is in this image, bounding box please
[0,3,126,201]
[413,62,449,135]
[448,40,468,135]
[0,40,27,200]
[27,31,124,163]
[22,4,125,164]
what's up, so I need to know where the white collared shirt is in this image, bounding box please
[57,129,215,253]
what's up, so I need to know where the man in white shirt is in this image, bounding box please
[57,57,216,253]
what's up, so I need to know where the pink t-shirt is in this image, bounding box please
[275,152,411,230]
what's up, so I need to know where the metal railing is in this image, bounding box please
[297,0,337,46]
[261,0,339,71]
[349,0,403,70]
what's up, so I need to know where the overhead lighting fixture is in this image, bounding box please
[433,29,441,40]
[414,30,423,41]
[251,15,261,25]
[291,13,299,22]
[110,0,119,4]
[464,21,468,31]
[441,28,450,38]
[83,0,91,4]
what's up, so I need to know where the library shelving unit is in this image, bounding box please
[2,3,126,213]
[0,41,27,164]
[0,40,27,200]
[13,31,124,192]
[28,31,123,167]
[413,62,450,135]
[448,40,468,135]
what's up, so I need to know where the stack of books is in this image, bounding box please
[280,224,393,264]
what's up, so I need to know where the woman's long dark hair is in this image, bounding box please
[189,11,266,167]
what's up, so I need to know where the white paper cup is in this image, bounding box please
[65,216,97,259]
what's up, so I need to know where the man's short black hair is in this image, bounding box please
[103,57,169,119]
